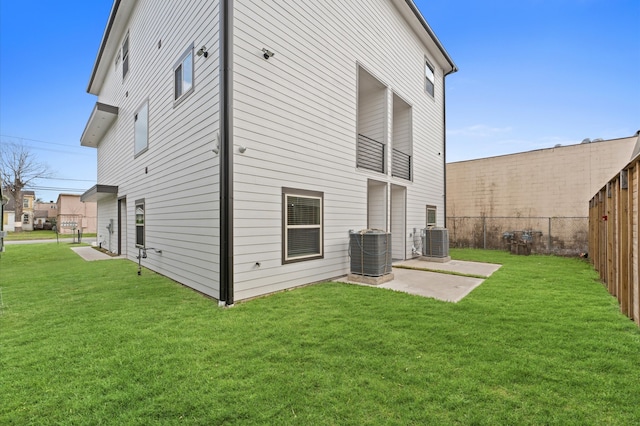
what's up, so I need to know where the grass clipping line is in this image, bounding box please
[393,264,488,279]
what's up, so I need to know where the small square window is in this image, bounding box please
[425,60,435,97]
[426,205,437,227]
[134,100,149,156]
[174,45,194,102]
[135,199,145,247]
[282,188,324,263]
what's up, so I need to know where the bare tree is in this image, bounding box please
[0,140,53,231]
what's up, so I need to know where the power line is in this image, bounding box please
[0,134,79,148]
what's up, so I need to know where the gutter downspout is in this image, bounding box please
[443,68,457,229]
[219,0,234,306]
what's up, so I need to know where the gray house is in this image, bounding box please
[81,0,457,305]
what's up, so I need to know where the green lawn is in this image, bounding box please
[1,245,639,425]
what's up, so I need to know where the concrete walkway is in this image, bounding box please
[338,258,502,303]
[70,246,123,261]
[6,238,97,245]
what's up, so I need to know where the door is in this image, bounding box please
[118,197,127,256]
[391,185,406,260]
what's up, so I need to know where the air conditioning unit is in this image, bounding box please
[349,230,392,277]
[422,228,449,258]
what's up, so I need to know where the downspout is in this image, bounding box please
[443,67,457,229]
[219,0,234,306]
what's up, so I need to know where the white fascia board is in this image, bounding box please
[80,102,119,148]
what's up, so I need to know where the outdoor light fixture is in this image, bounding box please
[262,48,274,59]
[196,46,208,58]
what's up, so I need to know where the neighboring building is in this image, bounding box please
[445,133,639,254]
[34,201,58,219]
[56,194,97,234]
[20,191,35,231]
[1,189,15,233]
[447,134,639,219]
[80,0,457,304]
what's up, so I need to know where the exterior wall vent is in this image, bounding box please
[422,228,449,258]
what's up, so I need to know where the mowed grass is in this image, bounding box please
[1,245,639,425]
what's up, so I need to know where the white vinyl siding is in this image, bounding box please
[133,100,148,156]
[93,0,221,299]
[232,0,447,300]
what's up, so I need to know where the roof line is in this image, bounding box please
[404,0,458,73]
[86,0,121,93]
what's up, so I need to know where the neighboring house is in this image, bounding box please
[1,188,15,232]
[447,133,639,218]
[20,191,35,231]
[34,201,59,219]
[80,0,457,305]
[33,201,58,229]
[56,194,97,234]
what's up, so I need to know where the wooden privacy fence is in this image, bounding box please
[589,152,640,326]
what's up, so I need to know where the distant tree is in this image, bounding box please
[0,140,53,231]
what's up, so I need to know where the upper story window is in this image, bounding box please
[122,33,130,80]
[282,188,324,263]
[425,60,435,97]
[134,100,149,156]
[174,44,194,103]
[23,198,29,208]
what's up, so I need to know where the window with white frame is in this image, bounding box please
[283,188,323,263]
[425,59,435,97]
[135,199,145,247]
[426,205,437,227]
[134,100,149,156]
[122,33,130,79]
[174,44,194,103]
[23,198,29,208]
[23,214,29,224]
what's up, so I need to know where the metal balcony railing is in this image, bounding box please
[392,149,411,180]
[357,134,385,173]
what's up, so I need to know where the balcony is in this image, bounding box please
[392,149,411,180]
[357,134,385,174]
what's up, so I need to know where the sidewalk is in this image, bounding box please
[70,246,123,261]
[6,238,97,245]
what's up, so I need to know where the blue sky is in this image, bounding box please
[1,1,639,203]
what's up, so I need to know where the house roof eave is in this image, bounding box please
[81,185,118,203]
[401,0,458,75]
[87,0,137,95]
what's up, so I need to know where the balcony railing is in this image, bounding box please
[392,149,411,180]
[357,134,385,173]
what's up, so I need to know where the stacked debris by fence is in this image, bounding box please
[446,216,588,255]
[589,152,640,327]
